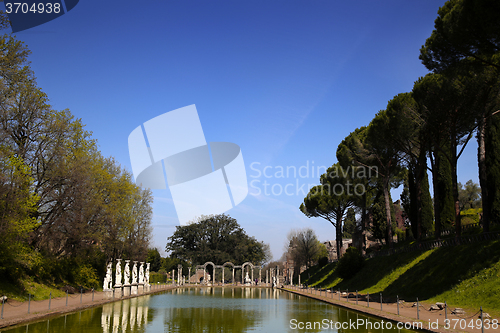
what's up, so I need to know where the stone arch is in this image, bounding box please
[241,262,254,284]
[203,262,216,284]
[222,262,236,284]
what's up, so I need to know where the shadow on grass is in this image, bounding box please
[301,263,335,286]
[380,239,500,300]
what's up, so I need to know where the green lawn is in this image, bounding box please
[300,239,500,316]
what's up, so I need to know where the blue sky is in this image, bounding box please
[6,0,479,259]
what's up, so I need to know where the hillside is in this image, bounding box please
[300,239,500,316]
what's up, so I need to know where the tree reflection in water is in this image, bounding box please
[2,287,418,333]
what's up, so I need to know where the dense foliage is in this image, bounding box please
[0,33,153,287]
[300,0,500,254]
[165,214,271,266]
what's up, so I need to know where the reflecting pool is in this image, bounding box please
[1,287,420,332]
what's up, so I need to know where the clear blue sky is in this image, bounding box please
[6,0,479,260]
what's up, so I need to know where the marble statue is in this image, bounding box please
[132,261,138,284]
[115,259,122,287]
[103,261,113,290]
[145,263,150,286]
[244,272,251,284]
[124,260,130,285]
[139,262,144,284]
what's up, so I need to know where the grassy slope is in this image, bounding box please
[0,277,69,302]
[300,239,500,316]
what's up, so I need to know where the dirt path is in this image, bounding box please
[283,286,498,333]
[0,284,176,329]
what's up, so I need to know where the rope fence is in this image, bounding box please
[285,284,496,332]
[1,283,173,319]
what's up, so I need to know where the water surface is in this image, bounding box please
[1,287,420,332]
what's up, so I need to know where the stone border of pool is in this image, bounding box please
[0,284,177,329]
[280,286,489,333]
[2,285,491,333]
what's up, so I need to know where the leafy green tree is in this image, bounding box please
[147,248,162,272]
[384,93,434,240]
[165,214,269,266]
[342,208,356,239]
[413,72,478,236]
[419,0,500,231]
[419,0,500,72]
[300,163,360,258]
[364,110,406,248]
[458,180,482,210]
[336,127,377,253]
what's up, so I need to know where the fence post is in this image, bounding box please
[347,289,349,302]
[338,289,340,301]
[49,292,51,310]
[445,301,447,321]
[28,294,30,314]
[92,288,94,302]
[1,297,4,319]
[397,295,399,315]
[481,307,484,333]
[80,288,82,304]
[66,290,68,306]
[356,290,358,305]
[417,297,419,320]
[380,293,382,310]
[367,292,369,307]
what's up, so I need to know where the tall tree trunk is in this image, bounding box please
[336,213,343,260]
[479,112,491,232]
[383,177,393,249]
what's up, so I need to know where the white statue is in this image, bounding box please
[206,273,211,284]
[145,263,150,286]
[132,261,138,284]
[124,260,130,285]
[139,262,145,284]
[244,272,251,284]
[115,259,122,287]
[103,261,113,290]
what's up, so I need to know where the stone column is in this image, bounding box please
[177,264,182,285]
[259,269,262,286]
[251,268,254,284]
[222,268,225,286]
[188,267,191,284]
[172,269,175,285]
[232,268,235,285]
[203,269,206,285]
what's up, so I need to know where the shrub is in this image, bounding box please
[74,264,100,289]
[318,256,329,267]
[336,247,364,279]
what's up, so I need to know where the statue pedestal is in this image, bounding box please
[131,284,138,295]
[138,284,144,294]
[123,285,131,296]
[114,286,122,298]
[104,290,113,299]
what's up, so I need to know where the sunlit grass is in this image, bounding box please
[300,239,500,316]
